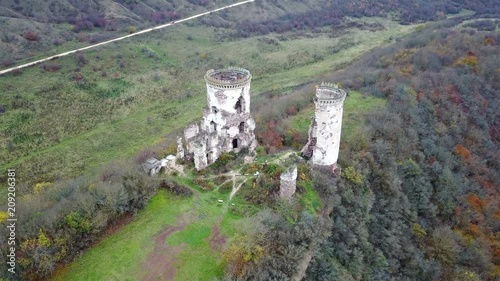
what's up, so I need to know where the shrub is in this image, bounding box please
[75,53,88,66]
[341,166,363,185]
[41,63,62,72]
[160,180,193,197]
[1,58,15,67]
[127,26,136,34]
[209,152,236,173]
[23,31,40,41]
[453,144,472,160]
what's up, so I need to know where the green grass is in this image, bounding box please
[165,220,223,281]
[167,223,212,247]
[52,190,191,281]
[52,179,247,281]
[342,90,386,141]
[299,181,321,213]
[173,247,224,281]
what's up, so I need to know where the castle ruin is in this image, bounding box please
[280,165,297,198]
[301,83,346,173]
[178,67,257,170]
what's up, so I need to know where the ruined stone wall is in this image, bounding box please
[302,83,346,171]
[192,138,208,170]
[176,136,184,159]
[280,165,297,198]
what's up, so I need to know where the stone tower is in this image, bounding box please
[179,67,257,170]
[301,83,346,172]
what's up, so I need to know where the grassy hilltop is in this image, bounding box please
[0,0,499,280]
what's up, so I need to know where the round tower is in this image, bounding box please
[204,67,252,114]
[302,83,346,171]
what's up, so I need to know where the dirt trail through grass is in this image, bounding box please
[141,206,197,280]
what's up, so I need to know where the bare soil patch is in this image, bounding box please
[141,213,193,281]
[208,224,226,252]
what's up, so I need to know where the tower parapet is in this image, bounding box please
[204,67,252,89]
[204,67,252,114]
[315,82,346,106]
[301,83,346,172]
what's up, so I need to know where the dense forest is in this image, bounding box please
[222,22,499,280]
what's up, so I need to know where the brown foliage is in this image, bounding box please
[483,36,495,46]
[465,193,483,212]
[285,106,298,116]
[22,31,40,41]
[260,120,283,153]
[448,85,462,105]
[454,54,478,72]
[453,144,472,160]
[466,224,482,237]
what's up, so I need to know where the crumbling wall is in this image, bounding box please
[280,165,297,198]
[178,67,257,170]
[176,136,184,159]
[192,139,208,170]
[184,123,200,140]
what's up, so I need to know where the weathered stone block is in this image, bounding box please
[280,165,297,198]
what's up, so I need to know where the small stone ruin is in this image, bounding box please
[142,155,176,176]
[280,165,297,198]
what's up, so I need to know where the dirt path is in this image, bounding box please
[141,213,193,281]
[208,224,226,252]
[271,151,296,164]
[229,176,251,200]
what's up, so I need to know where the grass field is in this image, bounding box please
[52,186,241,281]
[52,190,192,281]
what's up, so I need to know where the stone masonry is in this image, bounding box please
[301,83,346,173]
[280,165,297,198]
[178,67,257,170]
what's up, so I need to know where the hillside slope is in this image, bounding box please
[1,0,499,63]
[305,23,500,281]
[219,21,499,281]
